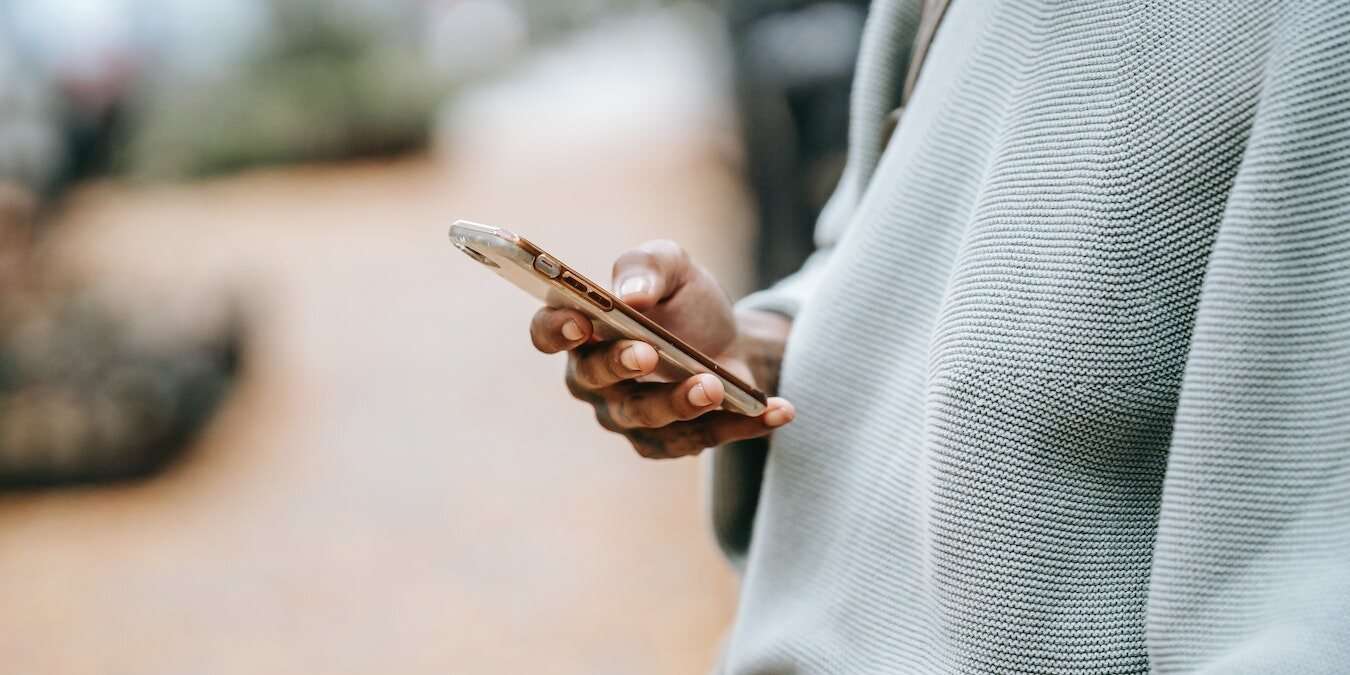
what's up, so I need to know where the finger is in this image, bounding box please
[569,339,658,390]
[530,307,592,354]
[627,398,795,459]
[589,398,624,434]
[607,374,725,429]
[611,240,691,310]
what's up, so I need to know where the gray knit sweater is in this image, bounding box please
[711,1,1350,672]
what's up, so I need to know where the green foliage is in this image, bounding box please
[116,0,691,178]
[118,0,445,178]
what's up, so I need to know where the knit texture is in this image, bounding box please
[712,1,1350,672]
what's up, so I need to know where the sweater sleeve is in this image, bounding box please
[708,0,924,567]
[1146,4,1350,670]
[735,175,857,318]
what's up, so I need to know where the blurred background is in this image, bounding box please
[0,0,866,672]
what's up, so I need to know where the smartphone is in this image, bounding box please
[448,220,768,417]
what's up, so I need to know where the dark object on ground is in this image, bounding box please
[725,0,870,288]
[0,293,242,489]
[719,0,868,500]
[0,39,241,489]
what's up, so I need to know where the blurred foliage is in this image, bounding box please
[118,0,443,178]
[115,0,697,179]
[521,0,674,37]
[0,42,64,192]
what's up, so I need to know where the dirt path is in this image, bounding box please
[0,84,755,675]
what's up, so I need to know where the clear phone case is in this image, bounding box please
[449,220,767,417]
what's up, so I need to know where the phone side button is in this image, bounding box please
[533,255,562,278]
[586,291,613,311]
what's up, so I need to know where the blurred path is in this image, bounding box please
[0,12,753,675]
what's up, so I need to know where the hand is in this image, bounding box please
[528,240,794,459]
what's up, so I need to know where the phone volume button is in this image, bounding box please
[586,291,613,311]
[561,274,588,293]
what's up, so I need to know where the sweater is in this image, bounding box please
[710,0,1350,672]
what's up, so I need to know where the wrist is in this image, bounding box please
[732,309,792,397]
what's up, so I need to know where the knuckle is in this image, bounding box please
[627,430,663,459]
[592,405,621,433]
[613,397,632,427]
[636,397,662,428]
[697,425,719,450]
[531,330,553,352]
[617,395,649,428]
[573,354,602,389]
[567,364,606,404]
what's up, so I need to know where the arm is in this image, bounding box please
[732,309,792,399]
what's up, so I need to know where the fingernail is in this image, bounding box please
[618,276,652,298]
[620,345,642,371]
[764,402,795,428]
[561,320,583,341]
[688,380,712,407]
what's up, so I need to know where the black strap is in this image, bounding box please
[883,0,954,144]
[903,0,954,105]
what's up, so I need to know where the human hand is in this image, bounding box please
[528,240,794,459]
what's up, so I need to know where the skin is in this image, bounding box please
[529,240,795,459]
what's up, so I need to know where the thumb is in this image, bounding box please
[611,240,690,311]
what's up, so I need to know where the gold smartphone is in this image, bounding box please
[449,220,768,416]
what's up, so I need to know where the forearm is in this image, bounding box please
[734,309,792,397]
